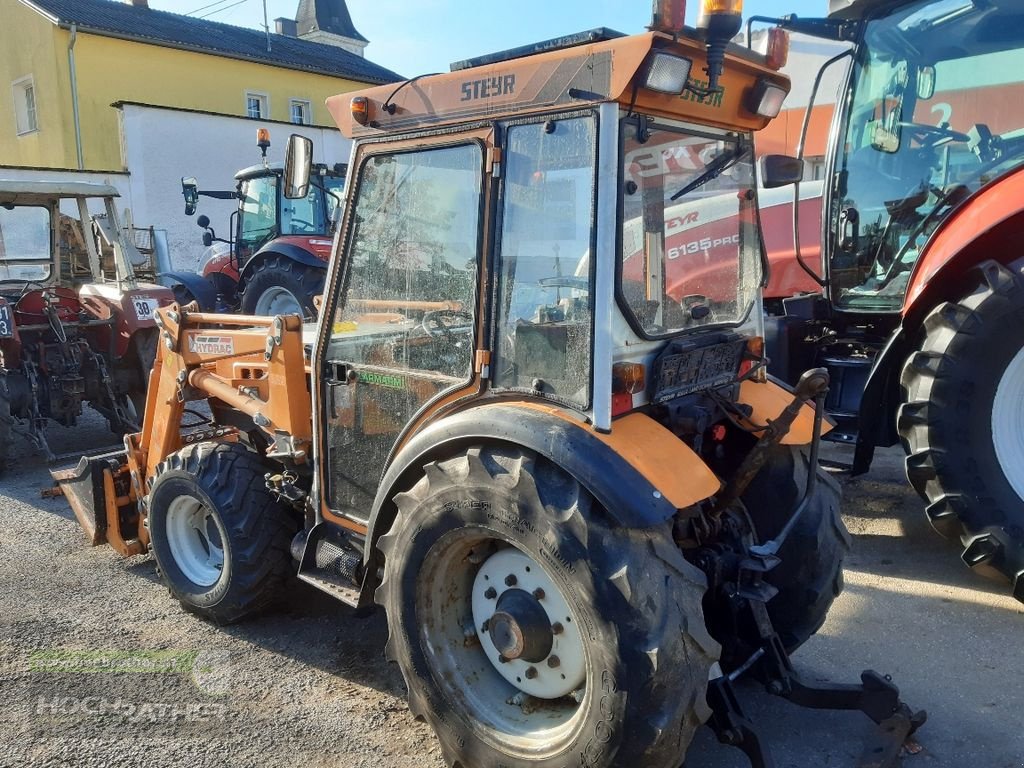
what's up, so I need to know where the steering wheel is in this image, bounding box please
[289,218,317,233]
[421,309,473,339]
[897,121,969,148]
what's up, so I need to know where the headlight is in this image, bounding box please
[746,79,788,118]
[644,52,693,95]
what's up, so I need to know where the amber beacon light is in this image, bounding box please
[696,0,744,93]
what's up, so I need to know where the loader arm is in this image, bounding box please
[55,302,313,553]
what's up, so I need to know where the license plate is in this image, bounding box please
[0,303,12,338]
[132,297,160,321]
[653,339,746,402]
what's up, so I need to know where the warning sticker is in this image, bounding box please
[188,335,234,356]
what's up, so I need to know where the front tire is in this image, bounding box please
[376,446,719,768]
[240,257,324,319]
[898,258,1024,600]
[147,442,298,623]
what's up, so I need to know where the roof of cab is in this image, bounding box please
[0,180,121,204]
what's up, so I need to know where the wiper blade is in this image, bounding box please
[670,145,747,201]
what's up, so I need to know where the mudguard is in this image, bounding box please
[240,242,327,285]
[157,271,219,312]
[361,402,722,570]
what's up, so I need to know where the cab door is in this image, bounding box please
[317,133,490,523]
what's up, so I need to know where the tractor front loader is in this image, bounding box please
[54,2,925,766]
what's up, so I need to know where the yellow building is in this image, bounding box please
[0,0,400,171]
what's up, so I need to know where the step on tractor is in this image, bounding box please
[0,181,173,469]
[54,3,925,766]
[754,0,1024,601]
[164,129,346,319]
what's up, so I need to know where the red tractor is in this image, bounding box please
[164,130,346,319]
[0,180,173,468]
[755,0,1024,601]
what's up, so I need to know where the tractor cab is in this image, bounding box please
[173,130,347,317]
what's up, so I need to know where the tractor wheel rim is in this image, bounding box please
[253,286,302,317]
[166,496,225,587]
[418,531,588,753]
[993,345,1024,502]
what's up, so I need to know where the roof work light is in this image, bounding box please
[645,52,694,94]
[351,96,370,126]
[696,0,744,93]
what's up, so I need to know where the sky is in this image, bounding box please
[148,0,825,77]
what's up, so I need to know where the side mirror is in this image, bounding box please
[760,154,804,188]
[182,177,198,216]
[284,134,313,200]
[917,65,936,100]
[197,214,211,229]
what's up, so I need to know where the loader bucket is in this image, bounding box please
[51,450,128,547]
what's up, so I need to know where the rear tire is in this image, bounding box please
[376,446,719,768]
[898,258,1024,600]
[240,257,324,319]
[147,441,298,623]
[735,446,849,661]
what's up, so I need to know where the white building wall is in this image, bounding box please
[118,103,352,271]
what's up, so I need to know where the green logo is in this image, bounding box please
[358,370,406,389]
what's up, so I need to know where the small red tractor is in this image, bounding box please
[163,129,346,319]
[54,2,926,766]
[743,0,1024,601]
[0,180,173,468]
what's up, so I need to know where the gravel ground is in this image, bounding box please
[0,415,1021,768]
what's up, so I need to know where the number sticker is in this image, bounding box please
[0,304,12,338]
[133,298,159,321]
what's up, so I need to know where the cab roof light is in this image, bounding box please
[650,0,686,34]
[644,52,694,95]
[256,128,271,159]
[746,78,788,118]
[351,96,370,126]
[765,27,790,70]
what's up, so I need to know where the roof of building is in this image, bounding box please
[296,0,367,43]
[24,0,400,84]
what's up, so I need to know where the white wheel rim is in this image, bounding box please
[471,549,586,700]
[165,496,224,587]
[417,533,588,755]
[254,286,301,316]
[992,345,1024,502]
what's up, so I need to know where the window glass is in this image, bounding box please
[0,206,52,283]
[493,117,597,406]
[281,185,324,235]
[619,122,760,336]
[246,93,266,120]
[330,143,482,380]
[238,175,278,254]
[831,0,1024,310]
[290,100,311,125]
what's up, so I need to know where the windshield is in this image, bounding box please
[281,174,347,236]
[0,205,52,284]
[619,120,761,336]
[238,174,278,255]
[831,0,1024,311]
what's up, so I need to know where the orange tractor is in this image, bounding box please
[55,3,924,766]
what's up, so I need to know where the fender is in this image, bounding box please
[361,401,722,572]
[904,165,1024,317]
[156,271,219,312]
[240,240,331,286]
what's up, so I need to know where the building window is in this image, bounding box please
[13,76,38,135]
[290,99,311,125]
[245,92,268,120]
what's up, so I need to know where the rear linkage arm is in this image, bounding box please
[703,369,927,768]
